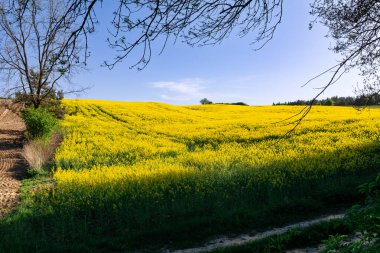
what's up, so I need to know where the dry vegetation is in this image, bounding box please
[22,132,63,172]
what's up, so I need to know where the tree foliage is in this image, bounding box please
[22,107,57,139]
[200,98,213,104]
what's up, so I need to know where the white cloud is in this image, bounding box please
[150,76,259,104]
[151,78,207,101]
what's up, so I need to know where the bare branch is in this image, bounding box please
[104,0,284,70]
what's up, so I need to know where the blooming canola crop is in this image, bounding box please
[49,100,380,222]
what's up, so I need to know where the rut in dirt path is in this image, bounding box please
[0,103,28,217]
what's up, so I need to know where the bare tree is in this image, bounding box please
[0,0,97,108]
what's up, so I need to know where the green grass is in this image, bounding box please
[208,219,353,253]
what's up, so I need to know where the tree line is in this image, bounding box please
[273,94,380,107]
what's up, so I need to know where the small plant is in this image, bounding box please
[321,234,348,252]
[22,107,57,139]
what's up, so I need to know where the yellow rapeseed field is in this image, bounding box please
[49,100,380,214]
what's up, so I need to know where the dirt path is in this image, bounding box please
[165,213,345,253]
[0,103,27,217]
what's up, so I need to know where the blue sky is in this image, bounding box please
[69,1,360,105]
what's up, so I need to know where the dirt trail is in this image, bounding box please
[165,213,345,253]
[0,102,27,217]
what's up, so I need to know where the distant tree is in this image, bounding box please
[231,102,249,106]
[215,102,249,106]
[200,98,213,105]
[323,98,334,106]
[272,95,378,106]
[0,0,96,108]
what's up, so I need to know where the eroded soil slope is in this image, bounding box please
[0,102,27,217]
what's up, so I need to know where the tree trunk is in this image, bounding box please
[33,99,40,109]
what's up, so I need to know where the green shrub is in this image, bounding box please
[22,107,57,139]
